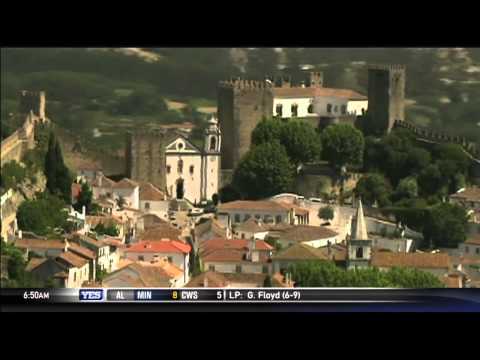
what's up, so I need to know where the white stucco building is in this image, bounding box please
[165,116,221,204]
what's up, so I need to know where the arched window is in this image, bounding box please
[210,137,216,151]
[177,159,183,174]
[276,104,283,117]
[189,165,194,175]
[356,247,364,259]
[327,104,332,113]
[291,104,298,117]
[144,202,150,210]
[307,104,314,114]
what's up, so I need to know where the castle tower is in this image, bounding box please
[347,199,373,270]
[19,90,46,121]
[202,115,221,201]
[217,78,274,170]
[367,64,406,134]
[125,129,172,191]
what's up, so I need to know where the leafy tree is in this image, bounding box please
[280,120,322,166]
[418,164,447,197]
[318,206,334,222]
[17,192,69,236]
[423,203,468,248]
[355,173,392,207]
[288,261,444,288]
[394,177,418,201]
[232,141,295,200]
[321,124,364,169]
[113,88,167,115]
[219,184,241,203]
[73,182,94,214]
[0,160,26,191]
[93,223,120,237]
[0,242,42,288]
[251,118,284,146]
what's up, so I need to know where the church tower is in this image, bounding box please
[201,115,221,201]
[347,199,373,270]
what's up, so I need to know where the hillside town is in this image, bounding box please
[2,54,480,289]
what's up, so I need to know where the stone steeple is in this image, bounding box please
[351,199,368,241]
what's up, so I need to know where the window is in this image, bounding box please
[341,105,347,115]
[465,246,469,253]
[307,104,314,114]
[138,255,145,261]
[241,233,245,239]
[276,104,283,117]
[144,202,150,210]
[291,104,298,117]
[275,215,282,223]
[244,214,251,221]
[209,265,215,271]
[73,272,76,282]
[189,165,194,175]
[234,214,241,223]
[327,104,332,113]
[166,165,171,174]
[210,137,216,151]
[334,105,338,113]
[255,214,261,220]
[476,248,480,255]
[235,265,242,273]
[356,247,364,259]
[177,160,183,174]
[168,256,173,263]
[177,142,184,150]
[262,265,268,274]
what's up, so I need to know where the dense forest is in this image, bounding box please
[2,48,480,151]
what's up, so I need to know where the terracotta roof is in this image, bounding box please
[103,263,173,287]
[201,238,273,253]
[125,240,191,254]
[25,258,48,272]
[15,238,65,250]
[137,223,181,241]
[371,252,451,269]
[90,174,116,188]
[57,251,89,268]
[277,225,338,243]
[464,235,480,246]
[273,86,367,100]
[186,271,270,287]
[218,200,290,212]
[140,182,167,201]
[112,178,139,189]
[273,243,329,261]
[234,218,267,233]
[68,243,96,260]
[135,259,183,278]
[72,234,108,249]
[450,187,480,202]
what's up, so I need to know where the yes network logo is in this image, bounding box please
[79,289,104,301]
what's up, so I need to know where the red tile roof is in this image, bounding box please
[273,86,367,100]
[450,187,480,202]
[200,238,273,263]
[140,182,167,201]
[201,238,273,253]
[371,252,451,269]
[15,238,65,250]
[71,183,82,200]
[68,243,96,260]
[218,200,290,212]
[277,225,338,243]
[112,178,139,189]
[125,240,191,254]
[137,223,182,241]
[25,258,48,272]
[57,251,89,268]
[465,235,480,246]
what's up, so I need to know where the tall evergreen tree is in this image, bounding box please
[44,132,57,194]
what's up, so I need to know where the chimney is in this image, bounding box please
[63,238,69,252]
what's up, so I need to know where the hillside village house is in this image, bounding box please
[450,187,480,223]
[89,173,140,210]
[371,252,452,277]
[71,234,121,273]
[86,215,126,242]
[186,271,288,288]
[124,239,191,284]
[233,218,269,240]
[200,238,274,275]
[272,224,339,249]
[459,235,480,256]
[139,182,169,218]
[102,261,183,288]
[218,200,309,226]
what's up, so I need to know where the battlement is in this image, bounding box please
[368,64,406,72]
[218,78,273,90]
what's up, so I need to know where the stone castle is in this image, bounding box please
[1,91,48,167]
[217,64,406,171]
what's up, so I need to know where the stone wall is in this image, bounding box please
[217,79,274,170]
[1,114,36,167]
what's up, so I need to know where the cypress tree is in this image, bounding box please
[44,132,57,194]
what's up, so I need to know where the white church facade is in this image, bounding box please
[165,117,221,204]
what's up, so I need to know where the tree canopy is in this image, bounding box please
[321,124,364,169]
[44,132,72,204]
[232,141,295,200]
[423,203,468,248]
[355,173,392,207]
